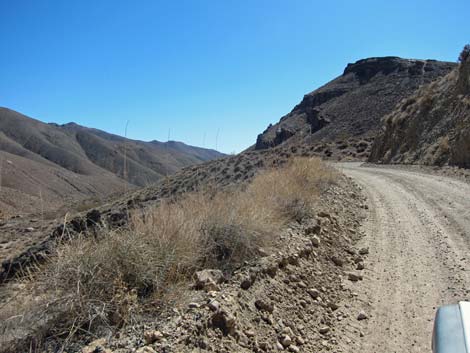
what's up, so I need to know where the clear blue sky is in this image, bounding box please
[1,0,468,153]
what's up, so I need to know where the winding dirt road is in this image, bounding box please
[341,163,470,353]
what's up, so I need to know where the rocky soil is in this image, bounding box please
[57,172,370,353]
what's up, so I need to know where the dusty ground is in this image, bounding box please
[339,163,470,353]
[3,162,470,352]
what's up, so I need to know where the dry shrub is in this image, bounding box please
[458,44,470,63]
[0,157,336,350]
[248,157,337,221]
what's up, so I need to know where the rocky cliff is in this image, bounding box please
[255,57,456,160]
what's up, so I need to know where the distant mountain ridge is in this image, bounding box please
[0,107,224,214]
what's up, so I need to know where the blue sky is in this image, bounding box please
[1,0,468,153]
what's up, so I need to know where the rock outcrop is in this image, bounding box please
[254,57,456,158]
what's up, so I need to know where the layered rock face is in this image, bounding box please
[369,53,470,168]
[255,57,456,153]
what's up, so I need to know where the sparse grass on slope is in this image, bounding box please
[0,157,337,352]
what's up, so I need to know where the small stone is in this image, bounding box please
[357,262,365,270]
[255,299,274,313]
[25,227,34,232]
[305,223,321,235]
[211,309,237,336]
[240,277,252,290]
[197,337,208,349]
[259,342,270,351]
[245,329,255,337]
[354,256,364,263]
[208,299,221,312]
[288,345,300,352]
[357,311,368,320]
[328,302,339,310]
[359,247,369,255]
[280,334,292,347]
[188,302,200,309]
[348,272,363,282]
[307,288,320,299]
[194,269,224,291]
[263,263,278,278]
[318,211,331,218]
[311,236,321,247]
[319,326,330,334]
[331,256,343,267]
[288,254,300,266]
[143,330,164,344]
[276,341,285,350]
[282,327,294,336]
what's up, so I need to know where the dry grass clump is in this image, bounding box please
[0,157,336,351]
[248,157,337,221]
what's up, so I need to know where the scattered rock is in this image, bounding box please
[288,254,300,266]
[319,326,330,334]
[280,334,292,347]
[240,277,253,290]
[307,288,320,299]
[211,310,237,336]
[305,223,321,235]
[245,329,255,337]
[261,260,279,278]
[143,330,164,344]
[327,302,339,310]
[276,341,285,350]
[348,272,363,282]
[357,311,368,320]
[194,269,224,291]
[331,256,343,266]
[289,345,300,352]
[318,211,331,218]
[208,299,221,312]
[311,236,321,247]
[359,247,369,255]
[255,299,274,313]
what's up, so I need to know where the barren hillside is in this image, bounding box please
[0,108,224,214]
[254,57,455,159]
[369,47,470,167]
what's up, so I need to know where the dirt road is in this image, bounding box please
[340,163,470,353]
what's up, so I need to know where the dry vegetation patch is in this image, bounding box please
[0,157,337,352]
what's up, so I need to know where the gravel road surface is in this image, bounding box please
[341,163,470,353]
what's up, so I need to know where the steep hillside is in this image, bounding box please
[255,57,455,159]
[369,47,470,167]
[0,108,223,214]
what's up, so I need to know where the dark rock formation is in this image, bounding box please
[254,57,456,154]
